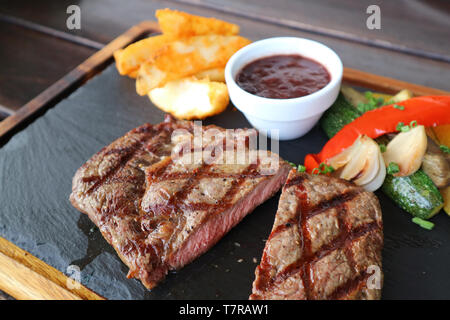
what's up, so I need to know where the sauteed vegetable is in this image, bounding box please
[299,89,450,228]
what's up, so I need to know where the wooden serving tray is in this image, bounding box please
[0,22,448,300]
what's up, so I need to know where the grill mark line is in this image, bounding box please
[161,139,230,257]
[328,271,369,300]
[164,143,262,266]
[84,133,156,195]
[297,180,313,300]
[305,190,361,220]
[259,175,380,299]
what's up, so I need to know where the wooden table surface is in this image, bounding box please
[0,0,449,300]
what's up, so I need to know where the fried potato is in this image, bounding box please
[128,70,138,78]
[156,8,239,38]
[136,35,250,95]
[148,77,229,119]
[113,34,172,77]
[194,67,225,82]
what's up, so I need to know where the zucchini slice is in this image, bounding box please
[382,170,444,219]
[320,93,362,139]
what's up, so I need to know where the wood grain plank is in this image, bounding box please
[0,21,95,111]
[3,0,449,61]
[0,252,81,300]
[0,237,104,300]
[172,0,450,62]
[343,67,450,96]
[0,105,12,121]
[0,13,104,50]
[0,0,449,92]
[0,21,160,144]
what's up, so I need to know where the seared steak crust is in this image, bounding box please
[70,115,290,289]
[250,170,383,300]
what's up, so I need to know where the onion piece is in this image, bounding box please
[361,151,386,192]
[382,125,427,177]
[339,136,380,185]
[353,140,380,186]
[327,135,384,191]
[339,141,369,181]
[327,136,363,170]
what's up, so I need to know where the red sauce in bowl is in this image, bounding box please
[236,54,331,99]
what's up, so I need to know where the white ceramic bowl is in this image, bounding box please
[225,37,343,140]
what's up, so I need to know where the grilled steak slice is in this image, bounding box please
[250,170,383,300]
[70,115,291,290]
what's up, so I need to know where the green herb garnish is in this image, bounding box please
[396,122,405,131]
[400,125,411,132]
[318,162,334,174]
[365,91,374,99]
[311,163,335,175]
[379,144,386,153]
[387,162,400,175]
[288,162,307,172]
[395,120,418,132]
[356,91,384,113]
[393,104,404,110]
[440,145,450,154]
[412,217,435,230]
[356,102,374,113]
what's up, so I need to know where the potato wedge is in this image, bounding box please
[148,77,229,119]
[156,8,239,39]
[126,66,224,81]
[136,35,250,95]
[113,34,172,77]
[194,67,225,82]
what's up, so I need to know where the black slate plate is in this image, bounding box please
[1,64,449,300]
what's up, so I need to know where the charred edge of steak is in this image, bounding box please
[250,170,383,300]
[70,119,196,285]
[70,116,291,290]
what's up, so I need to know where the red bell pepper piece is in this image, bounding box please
[304,95,450,173]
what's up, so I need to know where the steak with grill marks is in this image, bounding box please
[250,169,383,300]
[70,115,291,290]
